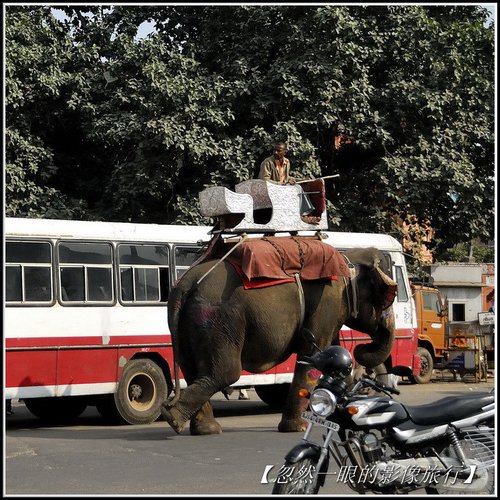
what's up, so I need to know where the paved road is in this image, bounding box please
[5,378,495,496]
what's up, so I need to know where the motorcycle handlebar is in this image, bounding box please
[296,362,401,396]
[364,377,400,395]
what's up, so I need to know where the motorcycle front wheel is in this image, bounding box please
[272,458,320,495]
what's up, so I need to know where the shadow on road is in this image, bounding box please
[6,395,279,431]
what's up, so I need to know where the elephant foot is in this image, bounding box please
[161,405,187,434]
[278,416,308,433]
[189,418,223,435]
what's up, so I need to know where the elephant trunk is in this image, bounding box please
[346,258,398,369]
[353,306,396,368]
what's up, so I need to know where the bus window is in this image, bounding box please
[58,242,113,304]
[134,268,160,301]
[174,246,202,280]
[60,267,85,301]
[6,266,22,301]
[381,252,393,278]
[118,244,169,304]
[394,266,409,302]
[88,268,113,301]
[6,241,53,304]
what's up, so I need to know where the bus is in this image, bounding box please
[4,217,419,423]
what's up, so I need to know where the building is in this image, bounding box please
[430,262,495,360]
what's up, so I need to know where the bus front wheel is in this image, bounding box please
[114,358,168,425]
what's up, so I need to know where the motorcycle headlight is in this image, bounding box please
[309,388,337,417]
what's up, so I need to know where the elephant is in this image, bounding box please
[161,242,397,436]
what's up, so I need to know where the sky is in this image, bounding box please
[481,3,496,22]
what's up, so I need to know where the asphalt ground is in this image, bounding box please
[4,374,495,496]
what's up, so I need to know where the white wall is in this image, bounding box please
[431,263,483,283]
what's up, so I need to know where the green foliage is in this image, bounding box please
[439,239,495,263]
[4,5,494,257]
[5,5,104,220]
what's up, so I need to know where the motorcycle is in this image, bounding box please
[272,344,495,495]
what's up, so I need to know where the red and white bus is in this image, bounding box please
[4,217,419,423]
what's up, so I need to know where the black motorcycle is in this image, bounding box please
[272,345,495,495]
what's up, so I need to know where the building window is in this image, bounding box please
[5,241,53,304]
[450,303,466,322]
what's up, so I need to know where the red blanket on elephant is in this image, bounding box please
[226,236,350,289]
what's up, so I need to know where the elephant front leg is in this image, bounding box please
[161,377,219,435]
[278,362,317,432]
[161,396,193,435]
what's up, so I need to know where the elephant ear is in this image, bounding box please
[376,266,398,310]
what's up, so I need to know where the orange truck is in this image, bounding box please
[410,282,448,383]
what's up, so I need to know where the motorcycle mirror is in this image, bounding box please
[301,328,321,353]
[297,356,314,365]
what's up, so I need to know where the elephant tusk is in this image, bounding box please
[376,265,397,287]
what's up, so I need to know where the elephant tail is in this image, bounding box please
[166,281,198,406]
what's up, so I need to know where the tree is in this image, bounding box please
[440,239,495,263]
[5,5,494,259]
[105,5,494,254]
[5,6,85,218]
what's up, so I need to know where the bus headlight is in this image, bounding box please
[310,388,337,417]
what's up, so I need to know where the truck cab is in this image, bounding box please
[410,282,448,383]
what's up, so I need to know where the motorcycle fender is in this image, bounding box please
[284,443,322,463]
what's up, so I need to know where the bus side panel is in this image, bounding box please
[57,347,118,397]
[340,327,417,372]
[5,348,57,398]
[57,335,174,392]
[116,345,173,379]
[390,330,418,368]
[274,356,296,384]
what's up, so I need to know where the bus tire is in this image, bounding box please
[255,383,290,409]
[114,358,167,425]
[24,396,87,421]
[95,394,125,424]
[410,347,434,384]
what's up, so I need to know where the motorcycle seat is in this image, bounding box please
[404,392,494,426]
